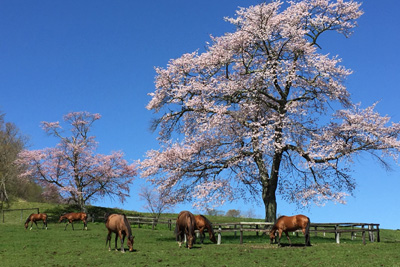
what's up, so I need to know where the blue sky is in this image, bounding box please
[1,0,400,229]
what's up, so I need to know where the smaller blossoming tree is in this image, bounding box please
[17,111,136,212]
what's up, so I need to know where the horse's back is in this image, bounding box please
[106,214,129,233]
[177,211,196,232]
[276,214,309,231]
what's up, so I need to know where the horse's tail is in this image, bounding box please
[104,212,110,223]
[305,217,311,246]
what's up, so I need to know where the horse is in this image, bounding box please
[269,214,311,247]
[24,213,48,230]
[194,215,217,244]
[58,212,88,230]
[105,213,134,253]
[174,211,196,249]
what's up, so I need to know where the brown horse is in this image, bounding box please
[59,212,88,230]
[174,211,196,249]
[194,215,217,244]
[269,214,311,247]
[24,213,48,230]
[105,213,134,253]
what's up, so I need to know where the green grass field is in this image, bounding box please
[0,202,399,266]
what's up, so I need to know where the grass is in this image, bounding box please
[1,202,399,266]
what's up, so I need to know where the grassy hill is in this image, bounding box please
[1,201,399,266]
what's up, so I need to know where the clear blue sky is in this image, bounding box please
[1,0,399,229]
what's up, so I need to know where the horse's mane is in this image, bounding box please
[200,215,215,234]
[122,214,133,238]
[271,216,286,230]
[25,213,34,224]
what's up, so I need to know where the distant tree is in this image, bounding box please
[17,111,137,212]
[205,208,225,217]
[243,209,256,219]
[225,209,241,218]
[0,112,27,207]
[141,0,400,223]
[139,185,175,219]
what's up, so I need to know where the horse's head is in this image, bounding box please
[187,234,195,249]
[269,229,276,244]
[127,235,135,252]
[58,215,65,223]
[210,233,217,244]
[24,222,29,229]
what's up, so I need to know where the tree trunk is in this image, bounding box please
[77,194,87,213]
[262,176,278,223]
[262,150,282,223]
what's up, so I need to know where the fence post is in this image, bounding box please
[368,224,374,242]
[240,224,243,244]
[335,225,340,244]
[376,225,380,242]
[362,230,366,245]
[217,226,221,245]
[168,219,172,231]
[152,218,155,230]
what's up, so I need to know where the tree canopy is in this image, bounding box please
[17,111,137,212]
[141,0,400,222]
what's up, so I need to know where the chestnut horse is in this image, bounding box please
[105,213,134,253]
[269,214,311,247]
[59,212,88,230]
[194,215,217,244]
[24,213,48,230]
[174,211,196,249]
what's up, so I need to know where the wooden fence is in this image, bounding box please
[123,216,379,245]
[211,222,380,245]
[1,208,40,223]
[126,216,173,230]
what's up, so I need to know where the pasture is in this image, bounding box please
[1,219,399,266]
[0,202,399,266]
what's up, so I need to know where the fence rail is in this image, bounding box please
[123,216,379,245]
[1,208,40,223]
[211,222,380,245]
[126,216,173,230]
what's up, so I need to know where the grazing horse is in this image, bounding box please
[194,215,217,244]
[59,212,88,230]
[24,213,48,230]
[269,214,311,247]
[105,213,134,253]
[174,211,196,249]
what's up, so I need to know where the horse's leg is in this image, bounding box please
[200,230,205,244]
[120,233,126,253]
[29,221,33,230]
[179,231,185,248]
[83,219,87,230]
[114,233,119,251]
[278,230,283,246]
[184,233,188,248]
[285,231,292,247]
[71,221,75,230]
[64,221,69,230]
[106,231,112,251]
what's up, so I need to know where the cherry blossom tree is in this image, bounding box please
[141,0,400,222]
[17,112,136,212]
